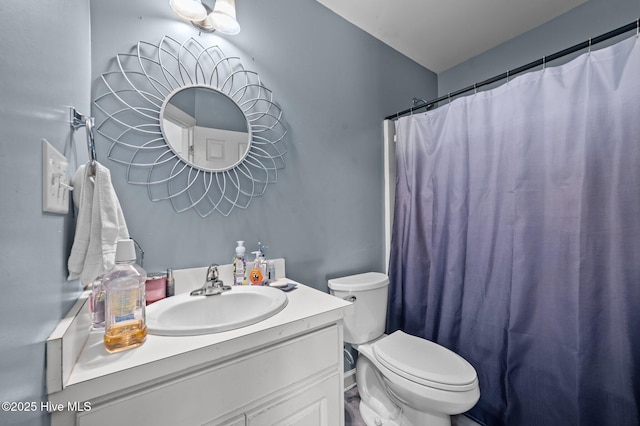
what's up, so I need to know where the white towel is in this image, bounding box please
[67,162,129,286]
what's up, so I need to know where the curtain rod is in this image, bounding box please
[385,19,640,121]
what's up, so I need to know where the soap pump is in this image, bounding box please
[233,241,247,285]
[249,242,268,285]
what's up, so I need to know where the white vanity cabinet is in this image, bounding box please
[47,274,351,426]
[74,326,341,426]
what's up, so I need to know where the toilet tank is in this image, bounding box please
[328,272,389,345]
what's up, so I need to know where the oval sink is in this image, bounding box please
[146,286,288,336]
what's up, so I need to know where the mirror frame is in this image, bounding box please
[94,36,287,217]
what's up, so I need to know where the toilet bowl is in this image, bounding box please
[328,272,480,426]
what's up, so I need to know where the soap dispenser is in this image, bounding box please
[233,241,247,285]
[249,242,268,285]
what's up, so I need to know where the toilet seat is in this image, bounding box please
[372,331,478,392]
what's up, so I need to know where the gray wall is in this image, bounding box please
[0,1,90,425]
[90,0,437,288]
[439,0,640,97]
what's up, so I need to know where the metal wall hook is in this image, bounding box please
[70,107,97,176]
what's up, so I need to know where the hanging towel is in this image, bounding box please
[67,161,129,286]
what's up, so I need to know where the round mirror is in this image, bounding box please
[160,85,251,172]
[95,37,287,217]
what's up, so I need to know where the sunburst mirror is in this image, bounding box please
[94,36,287,217]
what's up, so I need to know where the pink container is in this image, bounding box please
[145,273,167,305]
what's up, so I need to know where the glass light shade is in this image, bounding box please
[209,0,241,35]
[170,0,207,21]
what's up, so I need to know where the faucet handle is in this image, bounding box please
[207,264,219,282]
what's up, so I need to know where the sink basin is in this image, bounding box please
[146,285,288,336]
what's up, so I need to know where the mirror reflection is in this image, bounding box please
[161,86,250,171]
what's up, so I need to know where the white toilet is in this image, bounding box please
[329,272,480,426]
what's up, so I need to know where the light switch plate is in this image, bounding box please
[42,140,70,214]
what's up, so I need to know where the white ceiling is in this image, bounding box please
[316,0,586,73]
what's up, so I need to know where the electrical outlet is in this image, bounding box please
[42,140,70,214]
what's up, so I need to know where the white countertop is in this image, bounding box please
[49,276,352,403]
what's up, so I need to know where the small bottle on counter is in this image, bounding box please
[258,244,269,285]
[249,242,269,285]
[166,268,175,297]
[233,241,247,285]
[267,261,276,283]
[102,239,147,353]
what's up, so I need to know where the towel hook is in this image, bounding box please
[71,107,97,176]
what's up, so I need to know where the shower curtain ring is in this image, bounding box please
[506,70,510,83]
[636,19,639,37]
[474,83,478,94]
[542,56,546,70]
[588,38,592,53]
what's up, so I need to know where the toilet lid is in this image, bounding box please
[373,331,478,392]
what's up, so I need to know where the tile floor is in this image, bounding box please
[345,386,482,426]
[345,386,367,426]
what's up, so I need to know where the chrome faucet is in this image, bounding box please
[190,264,232,296]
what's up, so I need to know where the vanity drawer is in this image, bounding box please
[76,324,341,426]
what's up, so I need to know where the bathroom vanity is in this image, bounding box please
[47,262,351,426]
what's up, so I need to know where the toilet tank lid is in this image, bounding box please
[328,272,389,291]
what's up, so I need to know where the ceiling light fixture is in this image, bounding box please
[169,0,207,22]
[208,0,241,35]
[170,0,241,35]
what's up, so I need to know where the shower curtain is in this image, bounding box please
[388,35,640,426]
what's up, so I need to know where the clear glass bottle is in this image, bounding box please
[103,239,147,353]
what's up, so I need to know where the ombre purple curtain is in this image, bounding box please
[387,36,640,426]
